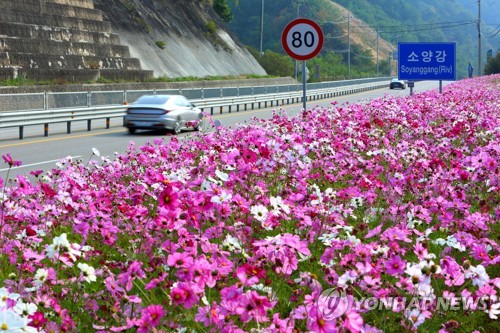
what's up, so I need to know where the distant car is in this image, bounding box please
[390,78,406,89]
[124,95,203,134]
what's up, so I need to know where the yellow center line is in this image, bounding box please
[0,91,366,149]
[0,129,125,148]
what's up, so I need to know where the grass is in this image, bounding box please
[0,74,278,87]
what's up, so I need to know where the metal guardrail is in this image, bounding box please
[0,79,389,139]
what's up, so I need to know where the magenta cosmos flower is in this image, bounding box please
[158,185,180,210]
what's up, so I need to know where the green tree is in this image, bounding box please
[484,53,500,75]
[213,0,233,22]
[247,47,294,77]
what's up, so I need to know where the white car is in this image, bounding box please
[124,95,203,134]
[390,78,406,89]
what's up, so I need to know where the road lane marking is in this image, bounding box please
[0,88,384,148]
[0,130,125,148]
[0,156,83,172]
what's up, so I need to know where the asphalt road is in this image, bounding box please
[0,81,449,181]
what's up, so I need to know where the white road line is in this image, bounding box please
[0,156,83,172]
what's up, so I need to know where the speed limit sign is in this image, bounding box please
[281,18,324,61]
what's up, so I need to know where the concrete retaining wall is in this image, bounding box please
[0,77,299,94]
[0,22,122,45]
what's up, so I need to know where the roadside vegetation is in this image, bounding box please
[0,75,498,332]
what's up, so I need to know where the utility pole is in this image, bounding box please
[347,11,351,78]
[259,0,264,54]
[376,27,379,76]
[478,0,482,76]
[294,0,301,80]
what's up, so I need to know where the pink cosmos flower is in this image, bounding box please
[170,282,199,309]
[28,311,47,329]
[2,153,22,167]
[195,302,224,327]
[385,255,406,276]
[167,252,194,269]
[236,264,266,286]
[306,308,338,333]
[158,185,180,210]
[140,304,166,327]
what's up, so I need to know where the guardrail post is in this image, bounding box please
[19,126,24,140]
[106,118,110,129]
[87,120,91,131]
[67,121,71,134]
[44,123,49,137]
[44,93,48,110]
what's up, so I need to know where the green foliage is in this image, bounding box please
[152,74,273,83]
[155,40,167,49]
[0,77,40,86]
[205,20,217,33]
[213,0,233,22]
[247,47,294,77]
[484,52,500,75]
[229,0,498,79]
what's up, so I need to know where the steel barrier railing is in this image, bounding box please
[0,79,389,139]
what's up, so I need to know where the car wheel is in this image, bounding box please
[128,128,136,134]
[195,117,203,132]
[173,122,182,135]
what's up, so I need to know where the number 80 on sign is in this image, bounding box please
[281,18,324,61]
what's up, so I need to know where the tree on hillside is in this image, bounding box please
[484,53,500,75]
[213,0,235,22]
[247,47,295,77]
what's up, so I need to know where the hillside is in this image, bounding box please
[332,0,499,78]
[92,0,266,78]
[228,0,499,79]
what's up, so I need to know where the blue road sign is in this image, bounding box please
[398,42,456,81]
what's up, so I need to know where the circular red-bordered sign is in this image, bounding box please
[281,18,324,61]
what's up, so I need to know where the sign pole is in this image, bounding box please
[302,61,307,111]
[439,80,443,94]
[281,18,324,112]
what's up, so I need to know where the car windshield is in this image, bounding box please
[135,95,171,105]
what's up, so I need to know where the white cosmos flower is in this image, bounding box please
[0,309,27,332]
[433,235,466,252]
[77,263,97,283]
[465,265,489,287]
[405,308,426,329]
[0,287,20,308]
[92,148,100,157]
[222,234,242,251]
[210,191,232,204]
[215,169,228,182]
[270,196,290,214]
[250,205,269,222]
[46,233,82,261]
[33,268,49,287]
[13,300,37,318]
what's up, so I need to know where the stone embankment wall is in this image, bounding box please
[0,0,154,82]
[0,0,267,82]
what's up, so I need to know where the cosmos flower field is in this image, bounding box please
[0,75,499,332]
